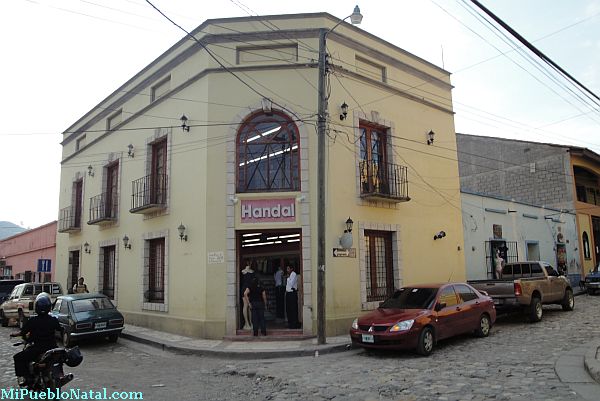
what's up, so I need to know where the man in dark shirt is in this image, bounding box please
[243,278,268,336]
[11,293,60,385]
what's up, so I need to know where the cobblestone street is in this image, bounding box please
[1,294,599,401]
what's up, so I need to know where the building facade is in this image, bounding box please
[461,191,580,287]
[457,133,600,281]
[56,13,466,339]
[0,221,57,282]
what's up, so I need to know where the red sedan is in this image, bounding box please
[349,283,496,356]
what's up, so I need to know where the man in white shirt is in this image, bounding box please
[285,265,300,329]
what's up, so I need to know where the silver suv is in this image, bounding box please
[0,282,63,327]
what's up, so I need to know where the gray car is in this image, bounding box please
[50,293,124,347]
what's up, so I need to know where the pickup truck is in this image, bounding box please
[468,261,574,322]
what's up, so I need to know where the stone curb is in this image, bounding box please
[583,341,600,384]
[120,331,352,360]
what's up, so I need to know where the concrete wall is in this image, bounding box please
[461,192,580,285]
[456,134,574,210]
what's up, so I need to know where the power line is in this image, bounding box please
[456,0,600,122]
[144,0,311,122]
[470,0,600,108]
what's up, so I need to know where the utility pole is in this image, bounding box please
[316,6,363,345]
[316,28,327,345]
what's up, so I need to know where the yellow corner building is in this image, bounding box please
[56,12,466,339]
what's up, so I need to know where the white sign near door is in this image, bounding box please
[208,251,224,264]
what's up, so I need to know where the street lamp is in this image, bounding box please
[316,5,363,345]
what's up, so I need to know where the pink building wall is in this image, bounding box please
[0,221,57,282]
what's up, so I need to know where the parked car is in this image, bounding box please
[0,282,63,327]
[584,269,600,295]
[469,261,574,322]
[50,293,124,347]
[349,283,496,356]
[0,279,25,303]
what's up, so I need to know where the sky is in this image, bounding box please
[1,0,599,229]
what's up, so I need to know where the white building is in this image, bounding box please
[461,191,580,286]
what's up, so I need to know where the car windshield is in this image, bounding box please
[72,297,115,312]
[379,287,438,309]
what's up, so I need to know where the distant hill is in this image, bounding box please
[0,221,26,240]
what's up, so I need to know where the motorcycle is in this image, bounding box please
[12,335,82,392]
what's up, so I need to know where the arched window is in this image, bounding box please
[237,111,300,192]
[583,231,591,259]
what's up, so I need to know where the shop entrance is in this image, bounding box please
[237,228,302,332]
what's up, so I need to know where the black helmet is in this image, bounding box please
[65,346,83,367]
[34,292,52,315]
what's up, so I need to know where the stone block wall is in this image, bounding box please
[456,134,573,209]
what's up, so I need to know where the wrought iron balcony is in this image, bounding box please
[130,173,168,214]
[88,192,118,225]
[58,205,82,233]
[359,160,410,203]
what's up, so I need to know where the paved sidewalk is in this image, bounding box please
[555,340,600,401]
[120,324,353,359]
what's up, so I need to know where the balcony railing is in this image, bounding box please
[130,173,168,214]
[88,192,118,225]
[58,205,82,233]
[359,160,410,202]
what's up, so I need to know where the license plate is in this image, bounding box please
[362,334,374,343]
[94,322,107,330]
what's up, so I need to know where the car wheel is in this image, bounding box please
[529,297,543,323]
[17,310,27,329]
[62,331,73,348]
[475,314,491,337]
[416,327,434,356]
[0,311,8,327]
[107,333,119,343]
[561,289,574,311]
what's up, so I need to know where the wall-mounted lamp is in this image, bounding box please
[180,114,190,132]
[344,217,353,233]
[127,144,134,158]
[83,242,91,254]
[178,223,188,242]
[433,230,446,240]
[339,102,349,120]
[339,217,354,249]
[87,165,94,177]
[427,130,435,145]
[122,235,132,250]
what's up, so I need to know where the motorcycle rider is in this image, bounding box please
[11,292,61,386]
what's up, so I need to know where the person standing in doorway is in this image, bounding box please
[244,277,267,336]
[274,265,286,319]
[285,265,300,329]
[73,277,89,294]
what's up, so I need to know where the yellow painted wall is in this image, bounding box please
[56,14,465,339]
[570,155,600,275]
